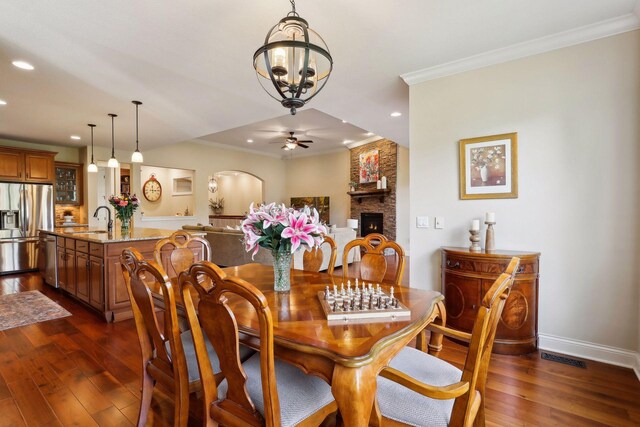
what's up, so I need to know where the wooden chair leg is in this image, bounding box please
[138,371,155,427]
[174,385,190,427]
[428,300,446,357]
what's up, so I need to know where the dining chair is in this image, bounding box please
[341,233,405,287]
[154,230,212,278]
[302,234,337,275]
[179,260,338,427]
[373,257,520,427]
[120,248,228,427]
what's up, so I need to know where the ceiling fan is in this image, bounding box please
[282,131,313,150]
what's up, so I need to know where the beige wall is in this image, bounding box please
[396,146,410,253]
[215,172,263,215]
[139,165,195,217]
[285,150,350,227]
[409,30,640,351]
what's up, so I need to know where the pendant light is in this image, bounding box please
[131,100,143,163]
[87,123,98,173]
[253,0,332,115]
[107,113,119,168]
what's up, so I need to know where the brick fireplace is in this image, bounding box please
[349,139,397,241]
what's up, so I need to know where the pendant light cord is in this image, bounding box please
[135,103,139,150]
[111,115,115,157]
[90,125,95,162]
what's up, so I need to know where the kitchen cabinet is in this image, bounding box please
[56,245,76,294]
[55,162,83,205]
[441,247,540,355]
[0,147,55,183]
[76,252,90,303]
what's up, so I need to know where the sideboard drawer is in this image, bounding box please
[444,255,538,275]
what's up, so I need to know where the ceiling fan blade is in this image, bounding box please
[298,143,310,148]
[297,140,313,143]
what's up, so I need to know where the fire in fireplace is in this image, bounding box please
[361,213,383,237]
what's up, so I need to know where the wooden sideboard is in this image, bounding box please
[441,247,540,355]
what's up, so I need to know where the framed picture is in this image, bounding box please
[459,132,518,199]
[359,149,379,183]
[290,196,330,224]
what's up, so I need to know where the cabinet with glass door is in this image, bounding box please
[55,162,83,205]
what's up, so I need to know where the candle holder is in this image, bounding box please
[469,229,481,252]
[485,221,496,252]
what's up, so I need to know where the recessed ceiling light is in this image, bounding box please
[342,120,347,123]
[390,112,402,117]
[0,99,6,105]
[12,60,34,70]
[70,135,81,140]
[365,132,374,136]
[343,140,352,144]
[246,139,253,143]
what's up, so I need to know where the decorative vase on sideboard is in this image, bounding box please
[441,247,540,355]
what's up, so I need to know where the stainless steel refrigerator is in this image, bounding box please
[0,183,54,274]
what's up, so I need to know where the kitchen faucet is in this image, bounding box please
[93,206,113,232]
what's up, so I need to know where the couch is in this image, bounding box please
[182,225,357,270]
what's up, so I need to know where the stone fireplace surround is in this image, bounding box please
[349,139,397,241]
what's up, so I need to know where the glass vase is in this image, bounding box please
[120,217,131,236]
[272,249,293,292]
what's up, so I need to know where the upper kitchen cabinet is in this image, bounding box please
[0,146,56,183]
[55,162,83,205]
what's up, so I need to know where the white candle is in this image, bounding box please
[485,212,495,223]
[381,176,387,189]
[471,219,480,231]
[376,180,382,189]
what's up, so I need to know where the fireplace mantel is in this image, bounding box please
[347,188,390,203]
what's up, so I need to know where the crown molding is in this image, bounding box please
[401,12,640,85]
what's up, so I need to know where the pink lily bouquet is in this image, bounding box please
[242,202,327,258]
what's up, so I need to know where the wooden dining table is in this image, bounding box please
[214,263,445,427]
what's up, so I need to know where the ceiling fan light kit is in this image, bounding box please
[280,131,314,150]
[253,0,332,115]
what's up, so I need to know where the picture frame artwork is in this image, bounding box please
[459,132,518,199]
[359,149,379,184]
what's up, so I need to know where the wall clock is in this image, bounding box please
[143,174,162,202]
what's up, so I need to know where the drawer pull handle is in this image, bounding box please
[447,260,460,268]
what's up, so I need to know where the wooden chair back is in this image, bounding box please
[302,234,337,275]
[179,261,281,426]
[120,248,191,427]
[154,230,212,278]
[451,257,520,426]
[342,233,405,286]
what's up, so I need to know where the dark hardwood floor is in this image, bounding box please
[0,272,639,426]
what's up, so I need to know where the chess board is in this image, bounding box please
[317,284,410,324]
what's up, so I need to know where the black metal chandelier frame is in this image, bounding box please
[253,1,333,115]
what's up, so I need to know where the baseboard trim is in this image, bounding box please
[538,333,640,381]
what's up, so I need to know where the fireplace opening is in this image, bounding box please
[361,213,383,237]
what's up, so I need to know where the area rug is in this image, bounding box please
[0,290,71,331]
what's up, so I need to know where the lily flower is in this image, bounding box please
[282,212,317,252]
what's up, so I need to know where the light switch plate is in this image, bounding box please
[435,216,445,229]
[416,216,429,228]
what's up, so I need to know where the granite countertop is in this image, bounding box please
[40,227,203,244]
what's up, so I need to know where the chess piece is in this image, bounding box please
[390,286,394,300]
[333,284,338,296]
[324,286,330,300]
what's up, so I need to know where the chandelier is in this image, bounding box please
[253,0,333,115]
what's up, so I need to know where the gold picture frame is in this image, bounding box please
[459,132,518,200]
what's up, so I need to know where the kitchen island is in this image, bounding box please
[40,227,205,322]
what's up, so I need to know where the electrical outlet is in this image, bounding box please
[435,216,445,229]
[416,216,429,228]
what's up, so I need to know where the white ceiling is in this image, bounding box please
[0,0,638,158]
